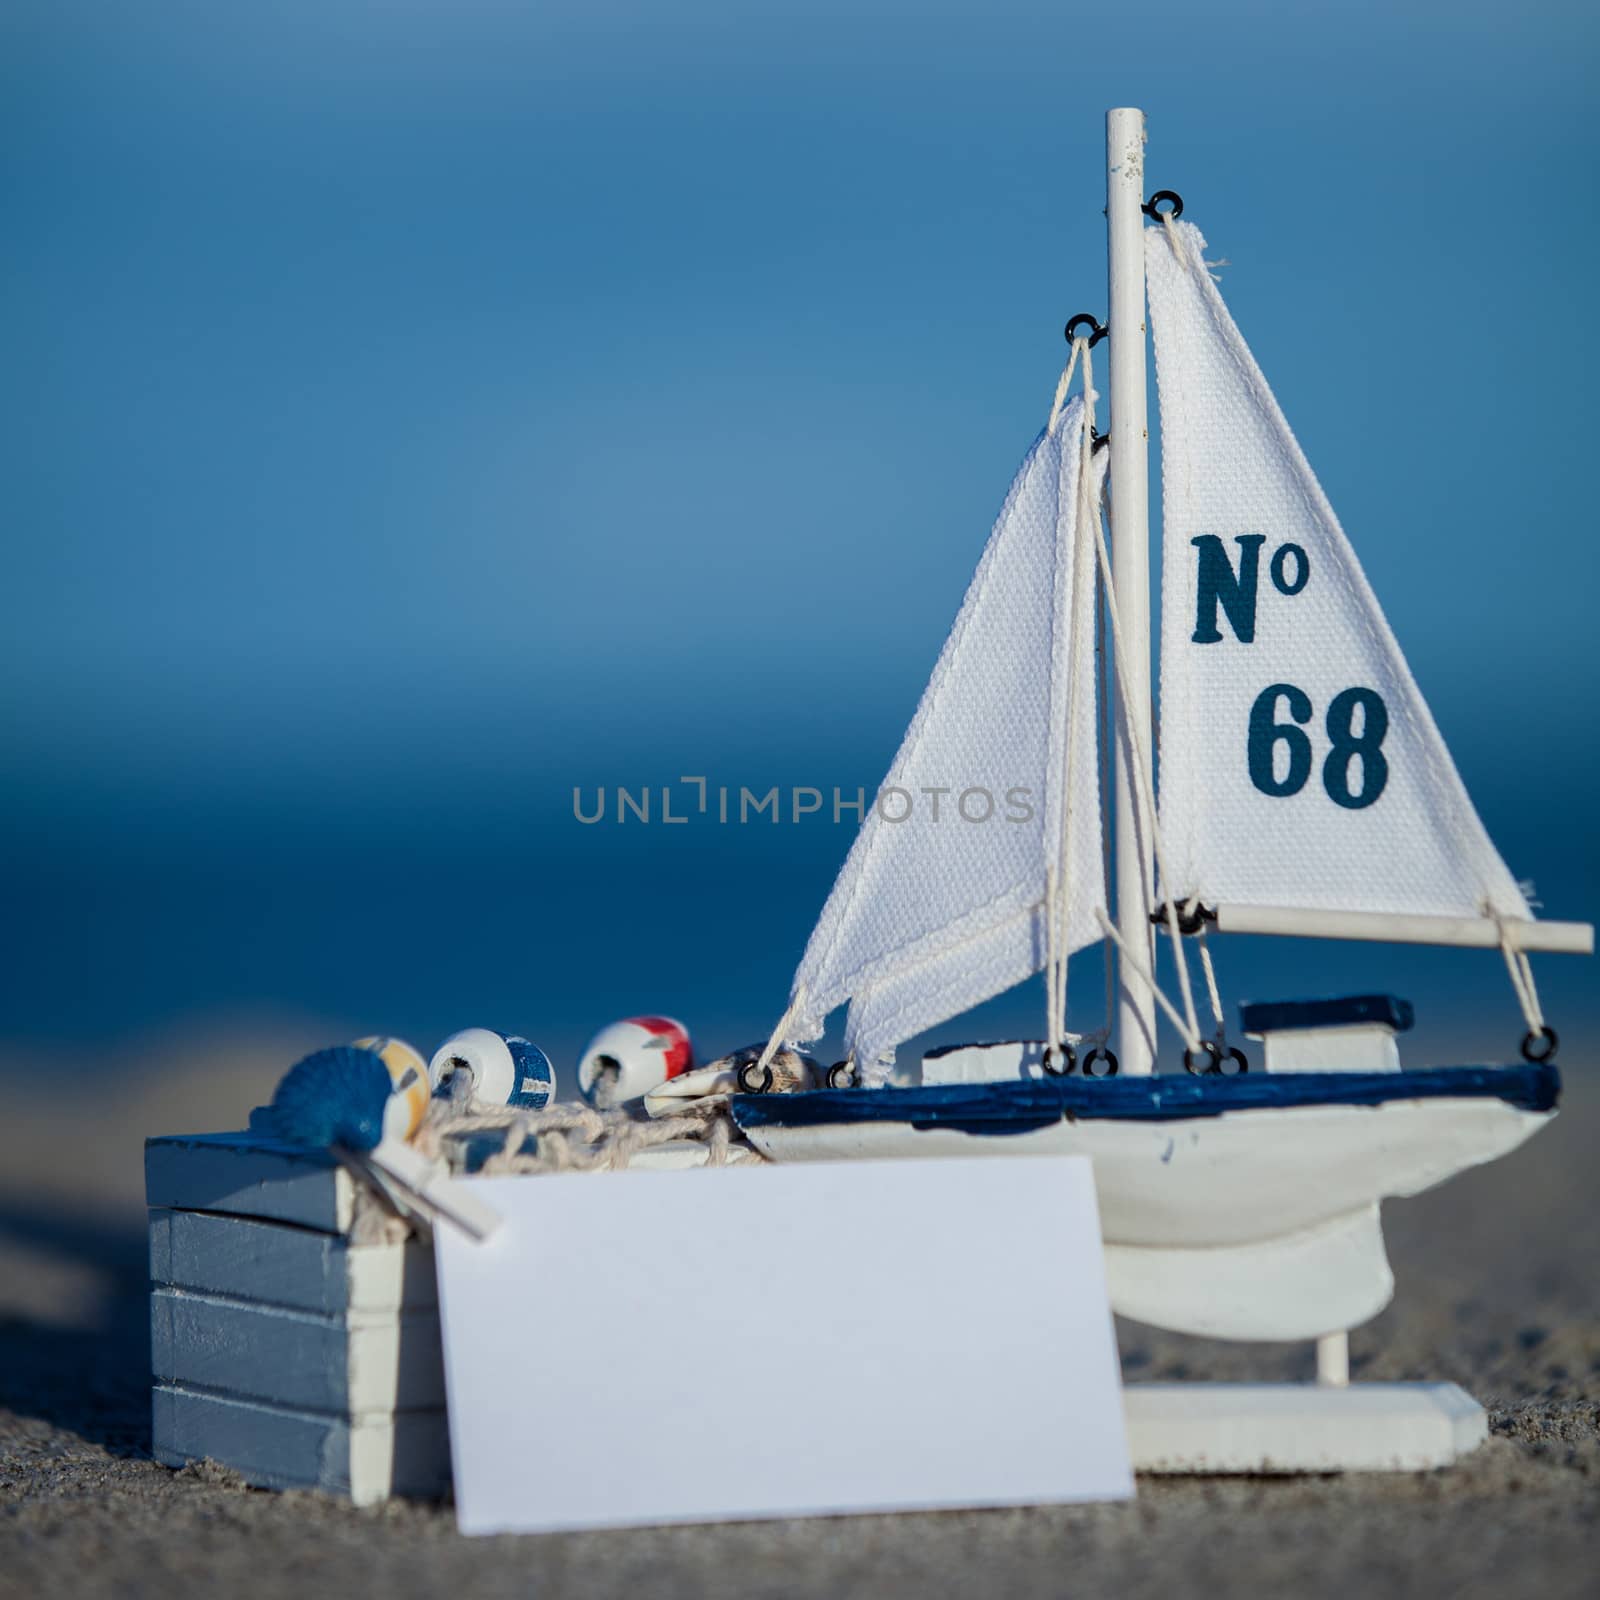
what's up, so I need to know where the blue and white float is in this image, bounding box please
[429,1028,556,1111]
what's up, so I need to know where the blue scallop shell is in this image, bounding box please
[248,1045,393,1152]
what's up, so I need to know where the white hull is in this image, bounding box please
[740,1095,1553,1340]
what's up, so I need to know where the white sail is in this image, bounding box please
[1145,220,1528,923]
[786,398,1109,1078]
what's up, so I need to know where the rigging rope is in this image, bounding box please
[1045,337,1084,439]
[1087,478,1205,1054]
[1094,909,1200,1052]
[1158,209,1184,272]
[1043,336,1099,1056]
[1493,915,1548,1040]
[1189,900,1229,1043]
[753,987,809,1079]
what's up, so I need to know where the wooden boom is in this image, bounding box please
[1211,905,1593,955]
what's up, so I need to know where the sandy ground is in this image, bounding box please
[0,1031,1594,1599]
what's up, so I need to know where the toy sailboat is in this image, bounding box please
[678,111,1590,1454]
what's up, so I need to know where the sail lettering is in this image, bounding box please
[1246,683,1389,809]
[1269,542,1309,595]
[1246,683,1313,795]
[1191,534,1266,643]
[1323,688,1389,809]
[1192,536,1312,643]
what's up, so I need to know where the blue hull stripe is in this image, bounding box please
[730,1063,1561,1138]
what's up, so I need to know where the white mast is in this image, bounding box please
[1106,108,1157,1076]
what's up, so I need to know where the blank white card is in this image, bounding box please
[434,1155,1131,1534]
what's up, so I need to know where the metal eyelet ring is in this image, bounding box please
[1063,313,1107,348]
[1082,1047,1119,1078]
[826,1061,855,1089]
[1219,1047,1249,1076]
[1150,902,1214,936]
[1141,189,1184,221]
[737,1060,775,1094]
[1183,1040,1223,1075]
[1520,1026,1558,1064]
[1042,1043,1078,1076]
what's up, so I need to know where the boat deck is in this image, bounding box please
[730,1061,1560,1134]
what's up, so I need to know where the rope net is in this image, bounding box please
[415,1096,757,1179]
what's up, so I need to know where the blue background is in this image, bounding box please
[2,1,1594,1078]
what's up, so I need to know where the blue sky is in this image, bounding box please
[1,2,1595,1060]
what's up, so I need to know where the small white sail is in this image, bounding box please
[1145,220,1529,923]
[785,398,1109,1079]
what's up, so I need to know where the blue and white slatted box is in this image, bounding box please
[145,1132,453,1505]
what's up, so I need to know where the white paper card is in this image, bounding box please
[435,1155,1131,1534]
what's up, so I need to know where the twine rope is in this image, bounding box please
[1493,914,1548,1038]
[752,986,809,1079]
[1189,898,1229,1043]
[1046,336,1084,439]
[1094,908,1200,1051]
[415,1096,750,1177]
[1088,477,1203,1053]
[1044,335,1101,1054]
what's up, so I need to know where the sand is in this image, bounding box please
[0,1033,1594,1599]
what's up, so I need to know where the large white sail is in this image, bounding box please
[1146,220,1528,923]
[786,398,1109,1078]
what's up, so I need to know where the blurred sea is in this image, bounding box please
[2,714,1594,1084]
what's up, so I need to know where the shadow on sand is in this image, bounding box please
[0,1199,152,1456]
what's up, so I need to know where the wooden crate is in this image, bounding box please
[146,1133,452,1504]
